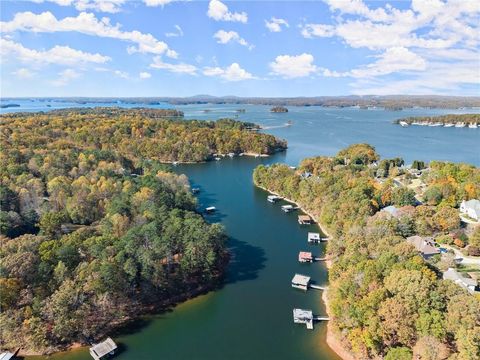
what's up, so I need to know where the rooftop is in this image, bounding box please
[90,338,117,359]
[292,273,311,286]
[407,235,440,256]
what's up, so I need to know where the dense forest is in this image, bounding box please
[0,108,289,354]
[253,144,480,359]
[395,114,480,126]
[6,95,480,109]
[0,109,286,164]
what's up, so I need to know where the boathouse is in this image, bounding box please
[89,338,117,360]
[293,308,313,330]
[205,206,216,213]
[308,232,320,243]
[292,274,311,290]
[298,215,312,225]
[267,195,281,203]
[298,251,313,263]
[281,204,295,212]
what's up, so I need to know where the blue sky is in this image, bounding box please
[1,0,479,97]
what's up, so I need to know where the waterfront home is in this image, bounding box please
[443,268,478,294]
[89,338,117,360]
[267,195,281,203]
[293,308,314,330]
[298,251,313,263]
[406,235,440,258]
[292,274,311,290]
[298,215,312,225]
[459,199,480,221]
[308,232,321,243]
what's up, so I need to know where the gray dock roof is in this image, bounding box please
[90,338,117,359]
[292,274,311,286]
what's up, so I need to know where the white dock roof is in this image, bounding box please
[292,273,311,286]
[308,232,320,240]
[293,308,313,319]
[89,338,117,359]
[0,353,14,360]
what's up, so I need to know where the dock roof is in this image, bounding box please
[293,308,313,319]
[292,273,311,286]
[90,338,117,359]
[299,251,313,259]
[308,232,320,240]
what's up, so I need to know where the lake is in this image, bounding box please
[9,102,478,359]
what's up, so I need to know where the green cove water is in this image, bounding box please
[20,103,478,360]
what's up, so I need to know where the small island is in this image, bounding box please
[395,113,479,128]
[0,103,20,109]
[270,106,288,113]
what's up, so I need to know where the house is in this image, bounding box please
[298,215,313,225]
[406,235,440,258]
[381,205,400,218]
[298,251,313,263]
[460,199,480,221]
[292,274,311,290]
[89,338,117,360]
[443,268,478,294]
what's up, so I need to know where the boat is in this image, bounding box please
[468,123,478,128]
[455,122,465,128]
[215,157,221,161]
[228,153,235,158]
[444,123,454,127]
[399,121,409,127]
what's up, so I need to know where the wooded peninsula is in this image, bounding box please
[253,144,480,360]
[395,113,480,127]
[0,108,286,354]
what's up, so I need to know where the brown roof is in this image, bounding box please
[407,236,439,256]
[298,215,312,221]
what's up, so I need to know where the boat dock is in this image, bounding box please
[267,195,282,203]
[281,204,298,212]
[204,206,216,213]
[298,215,313,225]
[293,309,329,330]
[298,251,326,262]
[291,274,326,291]
[307,232,329,243]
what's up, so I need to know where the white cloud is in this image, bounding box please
[213,30,252,49]
[1,11,177,58]
[301,24,335,38]
[265,17,289,32]
[207,0,247,23]
[114,69,129,78]
[144,0,177,6]
[203,63,254,81]
[150,56,198,75]
[52,68,80,86]
[32,0,126,13]
[165,25,183,37]
[139,71,151,79]
[349,47,427,78]
[12,68,36,79]
[269,53,318,78]
[1,38,110,66]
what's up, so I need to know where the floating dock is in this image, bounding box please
[293,309,329,330]
[298,215,313,225]
[307,232,329,243]
[281,204,297,212]
[89,338,117,360]
[205,206,216,213]
[267,195,282,203]
[298,251,313,263]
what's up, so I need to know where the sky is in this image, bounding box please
[1,0,479,97]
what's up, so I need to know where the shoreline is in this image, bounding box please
[255,183,356,360]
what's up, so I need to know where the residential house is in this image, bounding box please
[406,235,440,259]
[460,199,480,221]
[443,268,478,294]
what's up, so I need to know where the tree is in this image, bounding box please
[413,336,450,360]
[38,211,66,238]
[392,187,416,206]
[385,347,412,360]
